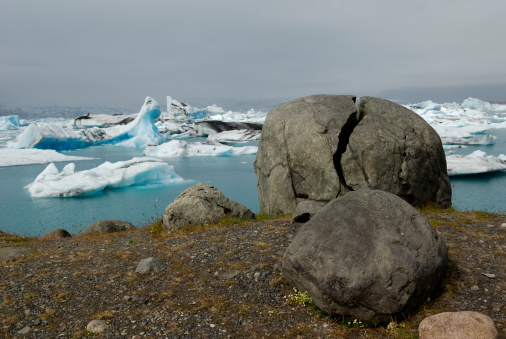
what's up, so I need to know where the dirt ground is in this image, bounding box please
[0,208,504,338]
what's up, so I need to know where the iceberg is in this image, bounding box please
[446,150,506,176]
[194,121,263,137]
[25,157,183,197]
[207,129,261,144]
[73,113,137,128]
[405,98,506,145]
[0,148,95,167]
[0,115,22,131]
[144,140,258,158]
[12,97,164,150]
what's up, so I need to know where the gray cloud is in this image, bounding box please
[1,0,505,111]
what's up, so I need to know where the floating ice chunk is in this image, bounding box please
[25,157,183,197]
[207,129,261,144]
[446,151,506,176]
[12,97,164,150]
[0,148,95,167]
[73,113,137,128]
[144,140,257,158]
[0,115,21,130]
[440,134,496,145]
[461,98,493,111]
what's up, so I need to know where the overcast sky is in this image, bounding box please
[1,0,505,111]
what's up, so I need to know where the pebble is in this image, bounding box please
[86,320,107,333]
[482,273,496,279]
[471,285,479,291]
[17,326,31,334]
[500,223,506,230]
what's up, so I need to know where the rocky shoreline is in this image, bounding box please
[1,208,505,338]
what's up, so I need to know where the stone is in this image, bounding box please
[78,219,135,236]
[17,326,31,334]
[292,200,326,223]
[162,183,254,231]
[418,311,498,339]
[40,228,72,240]
[254,95,451,216]
[342,97,451,207]
[282,189,448,323]
[86,320,107,333]
[135,257,166,273]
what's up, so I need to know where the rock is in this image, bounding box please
[17,326,31,334]
[342,97,451,207]
[162,183,254,232]
[40,228,72,240]
[282,189,448,323]
[135,257,166,273]
[86,320,107,333]
[254,95,451,216]
[293,200,326,223]
[418,311,498,339]
[0,247,34,263]
[78,219,135,236]
[471,285,480,291]
[221,270,241,280]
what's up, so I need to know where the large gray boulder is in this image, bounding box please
[282,189,448,323]
[254,95,451,216]
[78,219,135,236]
[342,97,451,207]
[162,183,254,232]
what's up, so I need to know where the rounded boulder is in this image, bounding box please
[282,189,448,323]
[162,183,254,232]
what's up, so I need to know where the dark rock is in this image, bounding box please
[282,189,448,323]
[293,200,326,222]
[78,220,135,236]
[162,183,254,232]
[342,97,451,208]
[40,228,72,240]
[254,95,451,216]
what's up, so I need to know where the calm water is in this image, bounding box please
[0,139,259,236]
[1,131,505,236]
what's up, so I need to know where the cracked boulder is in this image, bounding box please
[254,95,451,215]
[282,189,448,323]
[162,183,254,232]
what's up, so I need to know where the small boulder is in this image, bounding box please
[293,200,326,223]
[86,320,107,333]
[78,219,135,236]
[40,228,72,240]
[135,257,166,273]
[282,189,448,323]
[162,183,254,232]
[419,311,498,339]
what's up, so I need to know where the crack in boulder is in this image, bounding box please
[332,111,362,195]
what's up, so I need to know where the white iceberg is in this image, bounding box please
[405,97,506,145]
[144,140,258,158]
[446,150,506,176]
[0,115,22,131]
[73,113,137,128]
[12,97,164,150]
[0,148,95,167]
[207,129,261,144]
[25,157,183,197]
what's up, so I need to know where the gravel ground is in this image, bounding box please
[0,210,505,338]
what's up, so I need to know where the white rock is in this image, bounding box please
[86,320,107,333]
